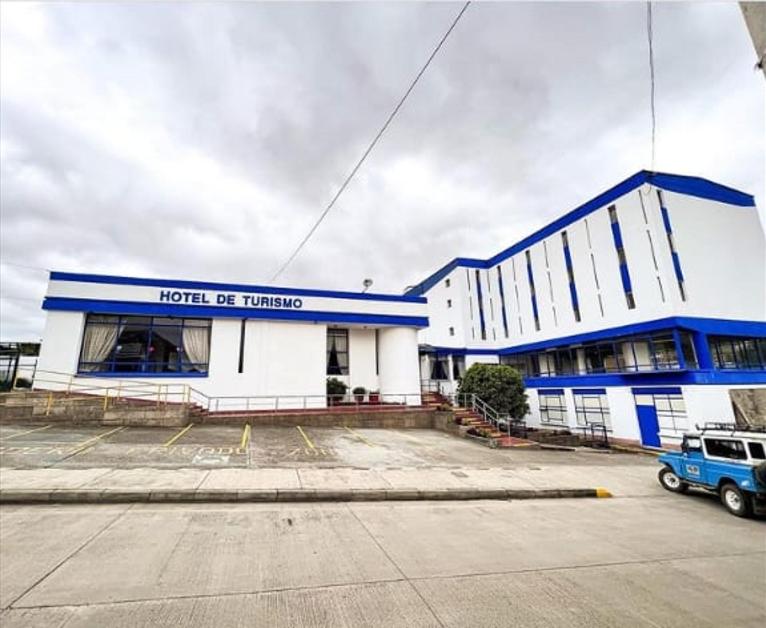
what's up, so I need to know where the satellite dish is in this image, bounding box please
[362,278,373,292]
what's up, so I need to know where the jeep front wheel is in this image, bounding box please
[658,467,688,493]
[720,483,752,518]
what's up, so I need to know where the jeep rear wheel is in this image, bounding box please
[659,467,688,493]
[720,483,752,518]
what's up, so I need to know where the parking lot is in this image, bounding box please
[0,422,654,470]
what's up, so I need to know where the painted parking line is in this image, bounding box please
[240,423,251,449]
[0,425,53,441]
[163,423,195,447]
[296,425,315,451]
[64,426,126,458]
[343,426,375,447]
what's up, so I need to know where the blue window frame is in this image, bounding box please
[573,389,611,429]
[78,314,211,376]
[525,250,540,331]
[475,270,487,340]
[607,205,636,309]
[709,335,766,371]
[561,230,581,322]
[657,190,687,301]
[497,266,509,338]
[538,389,568,425]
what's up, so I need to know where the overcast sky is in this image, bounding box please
[1,1,763,341]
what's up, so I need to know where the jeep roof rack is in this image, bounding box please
[695,422,766,435]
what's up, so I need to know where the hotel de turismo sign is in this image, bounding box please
[158,289,304,310]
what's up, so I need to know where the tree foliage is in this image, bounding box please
[457,364,529,418]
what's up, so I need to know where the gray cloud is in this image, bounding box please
[1,1,763,340]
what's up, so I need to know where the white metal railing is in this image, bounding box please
[3,369,423,415]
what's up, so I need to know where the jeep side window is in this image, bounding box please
[747,442,765,460]
[703,438,747,460]
[683,436,701,452]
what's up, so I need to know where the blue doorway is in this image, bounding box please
[635,404,661,448]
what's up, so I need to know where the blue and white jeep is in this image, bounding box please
[658,423,766,518]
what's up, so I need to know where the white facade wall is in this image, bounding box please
[415,176,766,445]
[377,327,421,404]
[36,273,427,409]
[420,184,765,351]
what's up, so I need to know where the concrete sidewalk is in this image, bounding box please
[0,463,660,503]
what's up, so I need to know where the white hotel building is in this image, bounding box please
[407,171,766,447]
[35,170,766,446]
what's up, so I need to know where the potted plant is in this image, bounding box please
[326,378,348,406]
[352,386,366,403]
[368,390,380,404]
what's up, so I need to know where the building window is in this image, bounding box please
[78,314,211,375]
[326,328,349,375]
[574,390,611,429]
[709,336,766,370]
[430,356,449,381]
[445,278,451,288]
[452,355,466,380]
[525,250,540,331]
[658,191,687,301]
[539,390,567,425]
[449,327,455,337]
[497,266,509,338]
[447,299,452,308]
[654,393,688,433]
[475,270,487,340]
[607,205,636,310]
[561,231,581,323]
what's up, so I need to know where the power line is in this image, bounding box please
[646,1,656,171]
[269,1,472,282]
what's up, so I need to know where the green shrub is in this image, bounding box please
[352,386,366,395]
[457,364,529,418]
[326,378,348,396]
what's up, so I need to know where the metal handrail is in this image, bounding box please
[449,392,512,436]
[9,369,424,415]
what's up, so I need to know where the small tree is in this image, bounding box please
[326,377,348,405]
[457,364,529,418]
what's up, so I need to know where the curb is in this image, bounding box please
[0,487,613,504]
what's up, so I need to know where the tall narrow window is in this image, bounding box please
[525,250,540,331]
[657,190,687,301]
[608,205,636,309]
[561,231,581,322]
[326,328,349,375]
[238,319,246,373]
[475,269,487,340]
[497,266,509,338]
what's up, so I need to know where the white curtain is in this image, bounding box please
[80,323,119,371]
[182,326,210,370]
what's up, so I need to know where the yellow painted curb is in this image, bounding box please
[595,488,613,498]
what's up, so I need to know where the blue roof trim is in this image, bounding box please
[537,388,565,395]
[524,371,766,388]
[403,257,484,297]
[632,387,683,395]
[405,171,756,296]
[42,297,430,327]
[426,317,766,357]
[51,271,427,304]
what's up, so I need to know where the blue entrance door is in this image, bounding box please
[636,404,661,447]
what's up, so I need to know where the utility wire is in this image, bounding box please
[646,1,656,172]
[269,1,472,282]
